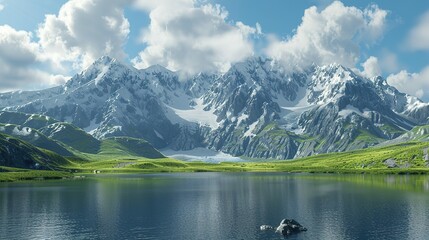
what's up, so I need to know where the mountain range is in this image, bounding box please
[1,56,428,160]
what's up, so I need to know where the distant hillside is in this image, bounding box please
[40,122,101,154]
[0,123,73,156]
[0,133,69,169]
[0,111,165,171]
[99,137,165,159]
[0,111,56,129]
[380,125,429,146]
[0,111,102,155]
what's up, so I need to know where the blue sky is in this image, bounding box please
[0,0,428,99]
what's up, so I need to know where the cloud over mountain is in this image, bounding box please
[361,56,382,78]
[0,25,67,91]
[37,0,131,70]
[266,1,388,72]
[132,0,258,74]
[387,67,429,100]
[386,10,429,101]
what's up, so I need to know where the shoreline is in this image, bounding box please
[2,162,429,183]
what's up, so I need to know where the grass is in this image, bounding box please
[406,125,429,141]
[59,140,429,175]
[379,123,404,136]
[0,167,72,182]
[269,141,429,174]
[99,137,164,158]
[2,140,429,182]
[40,122,101,154]
[353,129,384,145]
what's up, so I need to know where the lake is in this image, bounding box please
[1,173,429,240]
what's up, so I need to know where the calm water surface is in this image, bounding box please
[1,173,429,240]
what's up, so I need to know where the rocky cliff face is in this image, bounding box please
[1,56,428,160]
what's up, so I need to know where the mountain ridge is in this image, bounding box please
[1,56,428,160]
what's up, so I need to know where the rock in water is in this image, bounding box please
[275,219,307,236]
[260,225,274,231]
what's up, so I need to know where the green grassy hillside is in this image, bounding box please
[0,132,166,181]
[1,118,429,182]
[0,133,71,170]
[265,141,429,173]
[99,137,164,158]
[40,122,101,153]
[59,141,429,174]
[0,123,74,156]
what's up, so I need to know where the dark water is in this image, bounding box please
[1,173,429,240]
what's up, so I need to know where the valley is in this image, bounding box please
[2,136,429,182]
[1,57,429,181]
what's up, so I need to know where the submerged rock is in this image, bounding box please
[275,219,307,236]
[260,218,307,236]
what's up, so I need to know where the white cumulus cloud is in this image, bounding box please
[361,56,381,78]
[37,0,131,71]
[0,25,67,92]
[266,1,388,72]
[0,4,4,12]
[407,10,429,51]
[132,0,258,75]
[133,0,194,11]
[387,66,429,100]
[0,0,132,92]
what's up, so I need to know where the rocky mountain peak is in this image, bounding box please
[65,56,136,89]
[371,76,387,86]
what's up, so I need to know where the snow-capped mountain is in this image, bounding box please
[1,56,428,159]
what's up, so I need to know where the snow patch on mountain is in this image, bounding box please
[338,105,364,117]
[406,95,429,112]
[161,147,243,163]
[154,130,164,140]
[166,97,219,129]
[94,65,110,85]
[244,121,258,137]
[12,126,32,136]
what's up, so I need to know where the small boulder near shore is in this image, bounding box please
[260,218,307,236]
